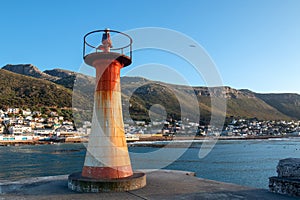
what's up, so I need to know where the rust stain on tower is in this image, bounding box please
[68,29,145,192]
[82,29,133,179]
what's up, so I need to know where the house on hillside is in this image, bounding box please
[34,123,45,129]
[22,109,32,116]
[0,110,4,118]
[0,125,4,134]
[7,108,20,114]
[34,129,54,136]
[32,111,41,116]
[9,125,32,134]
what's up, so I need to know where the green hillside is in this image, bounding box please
[255,93,300,119]
[0,69,73,109]
[1,64,299,123]
[121,80,292,122]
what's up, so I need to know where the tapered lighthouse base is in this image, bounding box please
[68,172,146,192]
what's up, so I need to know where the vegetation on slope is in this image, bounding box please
[1,64,299,123]
[0,69,73,109]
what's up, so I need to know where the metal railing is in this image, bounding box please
[83,29,132,60]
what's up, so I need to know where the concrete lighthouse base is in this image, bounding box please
[68,172,146,192]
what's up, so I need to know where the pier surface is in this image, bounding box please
[0,170,295,200]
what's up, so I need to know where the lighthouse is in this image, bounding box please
[68,29,146,192]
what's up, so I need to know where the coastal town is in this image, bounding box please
[0,108,86,144]
[0,107,300,145]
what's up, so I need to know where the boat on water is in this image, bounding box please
[38,136,51,141]
[37,135,66,142]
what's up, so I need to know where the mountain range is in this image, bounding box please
[1,64,300,123]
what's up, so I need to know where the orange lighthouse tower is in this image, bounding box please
[68,29,146,192]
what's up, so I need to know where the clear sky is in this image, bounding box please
[1,0,300,93]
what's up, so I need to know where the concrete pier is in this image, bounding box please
[0,170,295,200]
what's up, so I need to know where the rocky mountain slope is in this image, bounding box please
[254,93,300,119]
[0,69,73,108]
[3,64,57,81]
[1,64,299,122]
[122,80,291,122]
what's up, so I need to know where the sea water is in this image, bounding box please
[0,138,300,189]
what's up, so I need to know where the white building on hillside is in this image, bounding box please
[7,108,20,114]
[9,125,32,134]
[22,109,32,116]
[34,129,54,136]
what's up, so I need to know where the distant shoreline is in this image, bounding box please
[1,135,299,147]
[137,135,299,141]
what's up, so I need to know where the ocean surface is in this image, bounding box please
[1,138,300,189]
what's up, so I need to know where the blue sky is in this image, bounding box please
[1,0,300,93]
